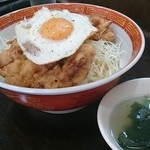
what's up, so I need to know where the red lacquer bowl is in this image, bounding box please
[0,3,145,113]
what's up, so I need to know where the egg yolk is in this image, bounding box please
[39,18,73,40]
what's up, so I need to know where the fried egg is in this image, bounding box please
[15,7,97,65]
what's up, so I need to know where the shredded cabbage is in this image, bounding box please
[83,39,123,84]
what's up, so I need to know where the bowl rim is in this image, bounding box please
[0,3,145,95]
[97,77,150,150]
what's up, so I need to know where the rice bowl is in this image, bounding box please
[0,3,145,113]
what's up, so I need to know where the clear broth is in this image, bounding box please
[110,95,150,149]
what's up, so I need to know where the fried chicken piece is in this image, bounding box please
[0,39,26,79]
[1,58,57,87]
[0,59,24,78]
[89,15,115,41]
[0,40,25,68]
[62,43,95,86]
[6,60,45,87]
[0,50,13,68]
[32,43,95,88]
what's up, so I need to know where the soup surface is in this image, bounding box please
[110,95,150,150]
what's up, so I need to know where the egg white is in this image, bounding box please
[15,7,97,65]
